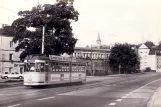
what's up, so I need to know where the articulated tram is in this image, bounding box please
[23,56,86,86]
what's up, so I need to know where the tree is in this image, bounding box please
[157,41,161,49]
[145,41,155,49]
[1,26,15,36]
[56,0,74,4]
[109,43,140,74]
[11,1,79,60]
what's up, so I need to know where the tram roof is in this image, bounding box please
[25,56,50,61]
[25,55,84,64]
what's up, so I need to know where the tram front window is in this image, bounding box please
[27,63,35,72]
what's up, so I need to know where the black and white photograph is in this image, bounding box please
[0,0,161,107]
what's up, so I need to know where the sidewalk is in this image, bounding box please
[147,87,161,107]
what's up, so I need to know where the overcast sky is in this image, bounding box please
[0,0,161,47]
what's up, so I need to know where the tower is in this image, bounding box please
[96,32,101,48]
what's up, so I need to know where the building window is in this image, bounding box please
[9,54,13,61]
[10,41,13,47]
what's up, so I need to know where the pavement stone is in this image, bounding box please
[147,87,161,107]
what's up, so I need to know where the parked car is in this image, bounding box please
[1,72,23,79]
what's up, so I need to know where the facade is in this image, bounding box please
[0,29,23,75]
[138,43,161,72]
[71,34,111,76]
[138,44,150,70]
[73,47,110,76]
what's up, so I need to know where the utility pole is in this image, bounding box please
[0,34,2,74]
[155,49,157,72]
[41,26,45,54]
[119,64,121,74]
[90,44,93,76]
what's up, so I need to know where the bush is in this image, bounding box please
[145,67,151,72]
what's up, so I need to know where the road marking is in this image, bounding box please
[108,103,116,106]
[116,99,122,102]
[126,94,130,96]
[38,96,55,101]
[8,104,21,107]
[121,96,126,98]
[127,78,161,96]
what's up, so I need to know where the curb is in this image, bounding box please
[147,88,160,107]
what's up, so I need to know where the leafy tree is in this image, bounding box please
[145,41,155,49]
[56,0,74,4]
[109,43,140,74]
[11,1,79,60]
[1,26,15,36]
[157,41,161,49]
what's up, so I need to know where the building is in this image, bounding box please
[138,43,161,72]
[0,28,23,75]
[71,33,111,76]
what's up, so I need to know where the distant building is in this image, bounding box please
[138,43,161,72]
[71,33,111,76]
[0,28,23,75]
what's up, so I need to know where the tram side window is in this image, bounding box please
[83,66,86,72]
[72,64,75,72]
[52,62,55,72]
[66,64,69,72]
[55,63,59,72]
[59,63,62,72]
[79,65,81,72]
[76,65,79,72]
[63,63,66,72]
[75,65,77,72]
[62,63,65,72]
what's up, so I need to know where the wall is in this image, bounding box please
[147,55,156,71]
[0,35,23,74]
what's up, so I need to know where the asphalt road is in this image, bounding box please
[0,72,161,107]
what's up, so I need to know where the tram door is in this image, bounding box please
[45,63,49,83]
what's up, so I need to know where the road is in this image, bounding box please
[0,72,161,107]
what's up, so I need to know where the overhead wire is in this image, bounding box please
[0,5,17,14]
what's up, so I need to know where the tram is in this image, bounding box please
[23,56,86,86]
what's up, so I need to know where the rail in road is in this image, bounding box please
[0,72,161,107]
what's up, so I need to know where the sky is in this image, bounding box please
[0,0,161,47]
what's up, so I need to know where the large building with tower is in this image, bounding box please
[71,33,111,76]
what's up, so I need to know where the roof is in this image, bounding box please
[74,47,110,52]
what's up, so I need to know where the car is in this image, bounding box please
[1,72,23,79]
